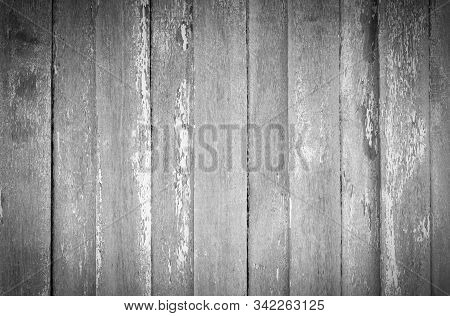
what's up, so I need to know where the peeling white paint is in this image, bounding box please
[174,80,191,272]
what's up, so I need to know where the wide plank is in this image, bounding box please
[193,0,247,295]
[288,0,341,295]
[341,0,380,295]
[248,0,289,296]
[52,0,96,295]
[95,0,152,295]
[379,0,431,295]
[0,0,52,295]
[151,0,194,295]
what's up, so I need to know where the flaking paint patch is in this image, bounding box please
[131,0,152,295]
[174,80,191,272]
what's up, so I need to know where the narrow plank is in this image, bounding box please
[379,0,431,295]
[0,0,51,295]
[52,0,96,295]
[151,0,194,295]
[430,0,450,296]
[341,0,380,295]
[193,0,247,295]
[248,0,289,295]
[288,0,341,295]
[95,0,152,295]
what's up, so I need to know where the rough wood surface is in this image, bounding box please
[430,0,450,296]
[52,0,96,295]
[379,0,431,295]
[288,0,341,295]
[248,0,289,296]
[95,0,151,295]
[193,0,247,295]
[341,0,380,295]
[151,0,194,295]
[0,0,51,295]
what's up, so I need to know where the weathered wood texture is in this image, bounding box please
[95,0,151,295]
[0,0,52,295]
[52,0,96,295]
[430,0,450,296]
[193,0,248,295]
[248,0,289,296]
[288,0,341,295]
[151,0,194,295]
[341,0,380,295]
[379,0,431,295]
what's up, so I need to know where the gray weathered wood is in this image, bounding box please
[52,0,96,295]
[379,0,431,295]
[288,0,341,295]
[193,0,247,295]
[248,0,289,296]
[341,0,380,295]
[95,0,152,295]
[430,0,450,296]
[0,0,51,295]
[151,0,194,295]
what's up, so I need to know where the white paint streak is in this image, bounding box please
[180,23,189,51]
[132,0,152,295]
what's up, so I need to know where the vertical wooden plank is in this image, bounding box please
[193,0,247,295]
[0,0,51,295]
[430,0,450,296]
[52,0,96,295]
[341,0,380,295]
[95,0,152,295]
[288,0,341,295]
[151,0,194,295]
[248,0,289,295]
[379,0,431,295]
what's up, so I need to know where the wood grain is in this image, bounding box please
[288,0,341,295]
[193,0,247,295]
[430,0,450,296]
[95,0,151,295]
[379,0,431,295]
[0,0,51,295]
[248,0,289,296]
[341,0,380,295]
[151,0,194,295]
[52,0,96,295]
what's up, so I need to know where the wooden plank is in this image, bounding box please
[95,0,152,295]
[341,0,380,295]
[151,0,194,295]
[288,0,341,295]
[379,0,431,295]
[52,0,96,295]
[248,0,289,295]
[430,0,450,296]
[0,0,51,295]
[193,0,247,295]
